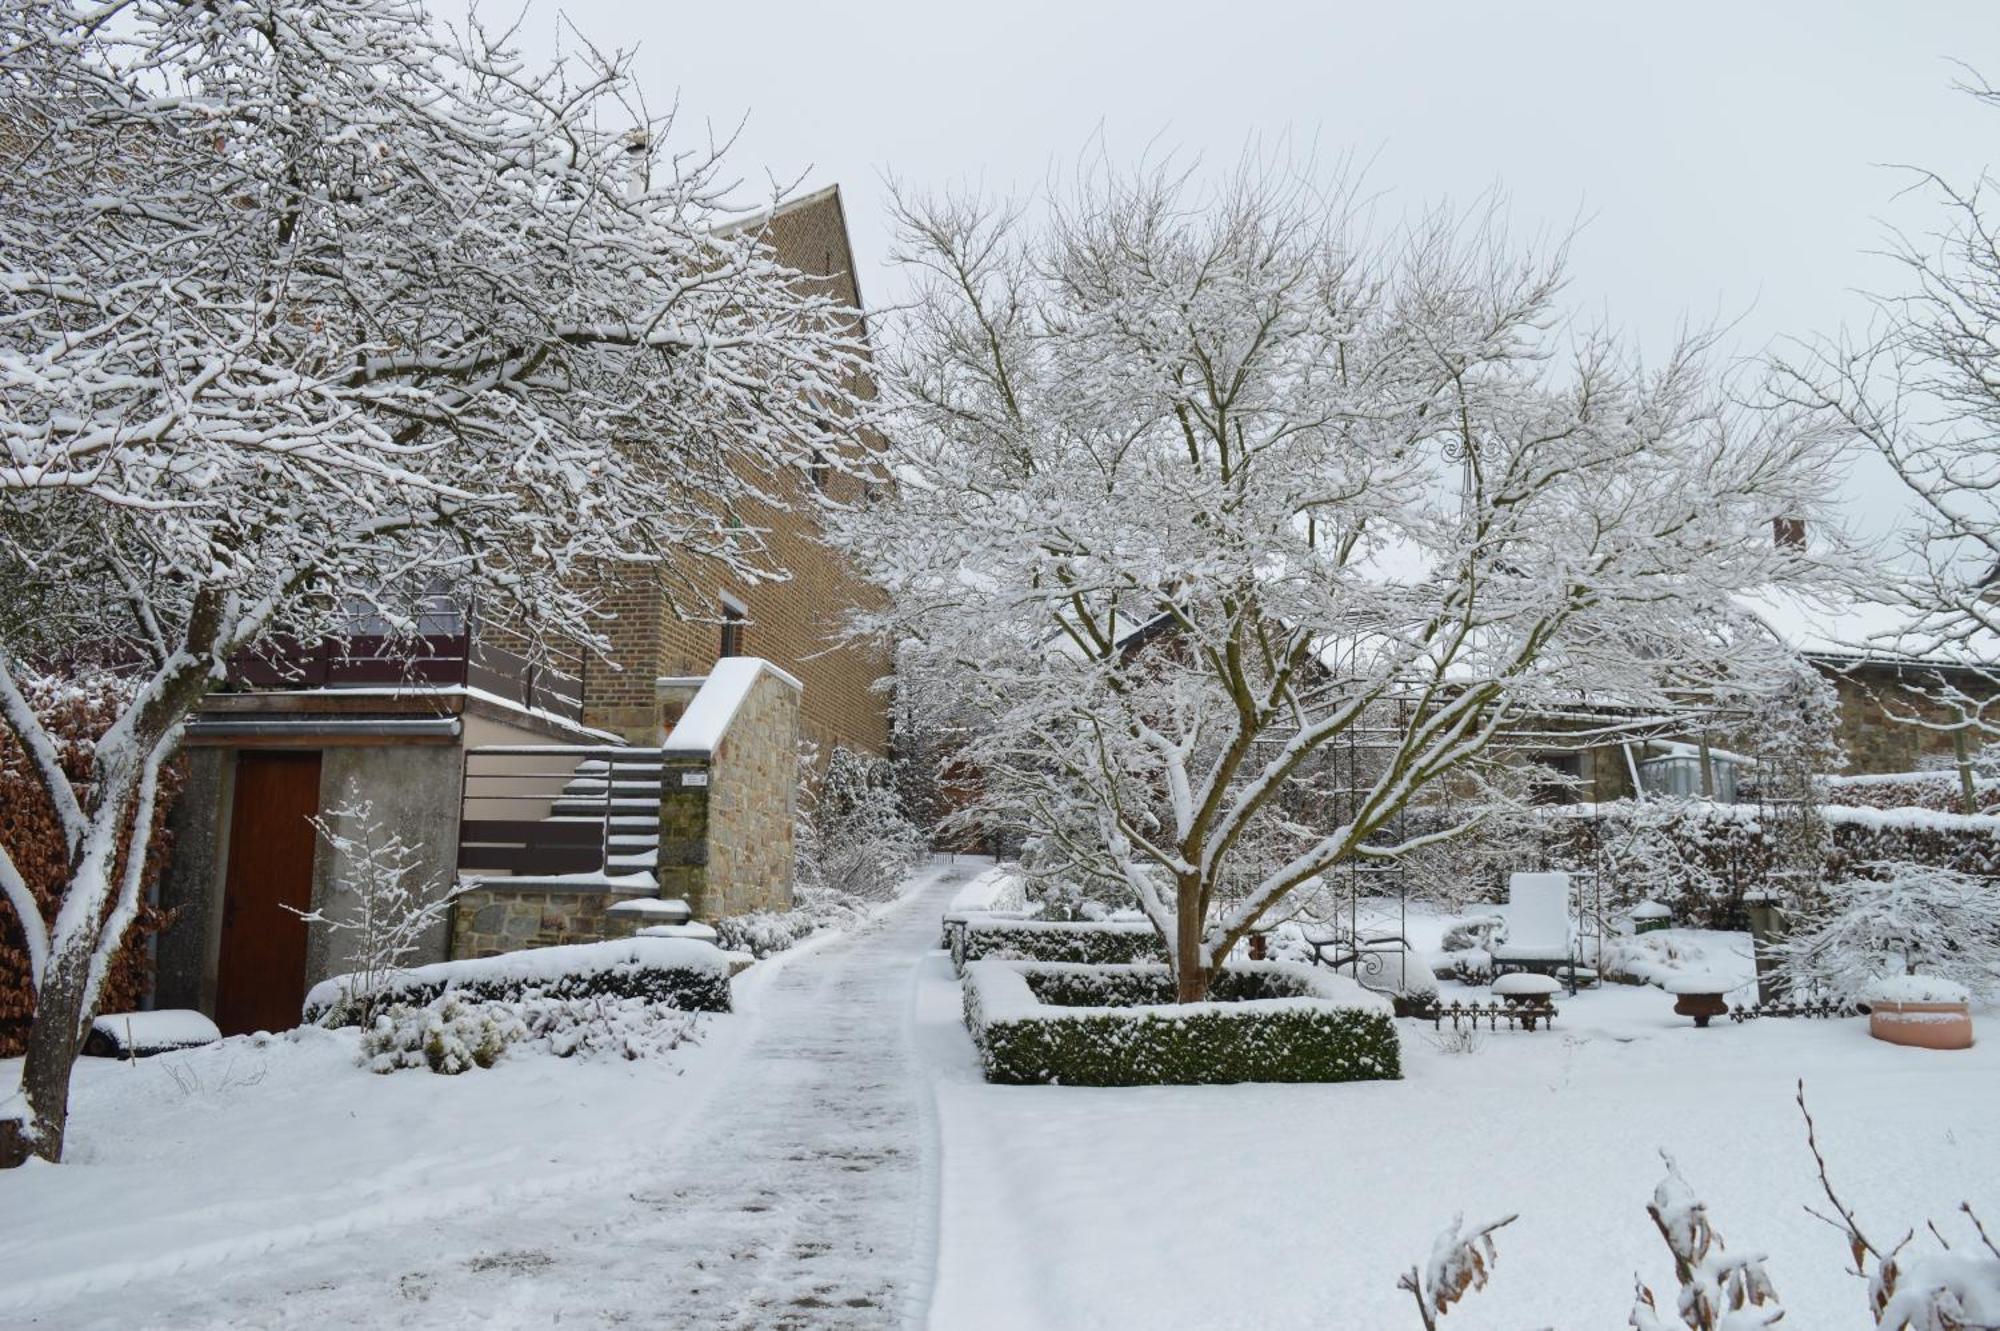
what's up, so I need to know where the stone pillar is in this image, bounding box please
[1744,892,1787,1006]
[657,756,713,916]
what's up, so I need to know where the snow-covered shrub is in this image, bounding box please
[361,994,525,1075]
[358,992,703,1073]
[950,918,1167,974]
[1544,801,2000,929]
[962,960,1400,1086]
[306,938,732,1026]
[1397,1213,1516,1330]
[1631,1156,1784,1329]
[1599,931,1718,988]
[512,995,702,1062]
[291,782,457,1025]
[1823,769,2000,816]
[1772,861,2000,1004]
[713,888,873,959]
[795,744,927,903]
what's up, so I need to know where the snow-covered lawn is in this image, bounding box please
[0,985,738,1319]
[921,912,2000,1329]
[4,879,1994,1329]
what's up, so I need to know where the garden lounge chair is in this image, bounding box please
[1491,872,1579,986]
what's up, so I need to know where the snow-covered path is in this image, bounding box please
[5,861,975,1329]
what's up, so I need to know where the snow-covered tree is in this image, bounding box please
[0,0,871,1164]
[297,783,456,1025]
[1772,75,2000,808]
[1773,860,2000,1004]
[795,744,926,902]
[838,160,1841,1001]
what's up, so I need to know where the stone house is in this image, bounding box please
[152,186,891,1035]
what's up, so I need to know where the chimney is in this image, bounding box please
[1772,516,1806,552]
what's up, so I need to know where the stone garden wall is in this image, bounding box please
[451,885,653,958]
[694,668,799,920]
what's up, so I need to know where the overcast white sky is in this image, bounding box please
[496,1,1999,540]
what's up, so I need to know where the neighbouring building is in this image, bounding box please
[152,186,890,1035]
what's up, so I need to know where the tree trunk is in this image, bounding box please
[1174,874,1210,1003]
[0,934,93,1167]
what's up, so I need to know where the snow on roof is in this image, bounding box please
[662,657,803,755]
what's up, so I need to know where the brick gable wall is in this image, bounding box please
[583,187,893,757]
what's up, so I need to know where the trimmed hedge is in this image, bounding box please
[949,916,1168,973]
[963,960,1401,1086]
[304,937,732,1027]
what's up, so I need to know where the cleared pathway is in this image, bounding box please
[26,862,976,1329]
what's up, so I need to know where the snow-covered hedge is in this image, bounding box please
[304,937,732,1027]
[962,960,1400,1086]
[949,917,1167,974]
[1542,799,2000,928]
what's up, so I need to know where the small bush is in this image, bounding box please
[359,992,704,1073]
[963,960,1401,1086]
[363,993,523,1074]
[306,938,731,1026]
[714,886,874,959]
[950,917,1167,973]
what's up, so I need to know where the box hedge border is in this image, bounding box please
[949,916,1168,973]
[304,939,732,1027]
[963,960,1401,1086]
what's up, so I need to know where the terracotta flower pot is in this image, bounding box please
[1869,1000,1974,1051]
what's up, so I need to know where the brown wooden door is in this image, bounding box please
[213,751,322,1035]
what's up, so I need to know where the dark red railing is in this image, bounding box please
[230,629,585,723]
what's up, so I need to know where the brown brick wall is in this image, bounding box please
[583,186,892,756]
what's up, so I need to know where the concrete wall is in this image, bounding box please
[153,747,235,1015]
[304,744,463,986]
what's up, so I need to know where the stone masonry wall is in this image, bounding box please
[695,669,800,919]
[1828,668,1997,776]
[656,755,711,911]
[451,886,649,959]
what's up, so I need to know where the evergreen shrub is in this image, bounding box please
[306,938,732,1026]
[949,917,1167,973]
[962,960,1401,1086]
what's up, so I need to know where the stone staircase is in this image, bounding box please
[550,753,664,883]
[457,745,667,892]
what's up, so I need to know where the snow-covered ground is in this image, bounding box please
[921,907,2000,1329]
[5,875,1995,1329]
[0,860,981,1329]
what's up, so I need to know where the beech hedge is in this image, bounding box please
[305,937,733,1027]
[948,916,1168,973]
[962,960,1401,1086]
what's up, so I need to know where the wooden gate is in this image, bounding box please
[213,751,322,1036]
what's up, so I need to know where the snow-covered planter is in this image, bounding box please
[949,917,1168,974]
[1865,975,1974,1051]
[961,960,1400,1086]
[303,937,732,1027]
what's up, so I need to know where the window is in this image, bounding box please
[807,447,831,493]
[1528,752,1584,805]
[719,594,747,659]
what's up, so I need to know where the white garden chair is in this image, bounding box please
[1490,872,1579,985]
